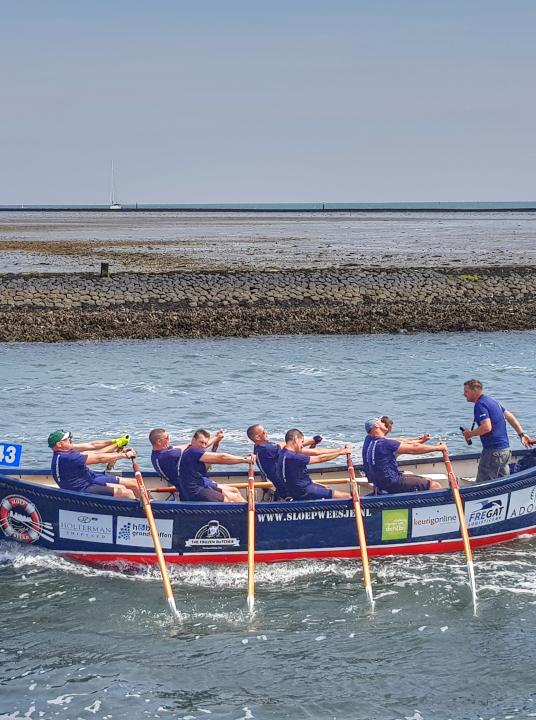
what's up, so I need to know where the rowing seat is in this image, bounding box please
[419,473,447,481]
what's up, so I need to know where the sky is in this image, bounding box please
[1,0,536,204]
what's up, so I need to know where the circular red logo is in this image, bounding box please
[0,495,43,543]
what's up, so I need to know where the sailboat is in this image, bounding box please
[109,160,122,210]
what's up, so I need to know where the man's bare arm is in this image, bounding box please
[396,441,446,456]
[463,420,492,441]
[504,410,531,447]
[73,440,117,452]
[307,446,351,465]
[201,452,254,466]
[83,449,134,465]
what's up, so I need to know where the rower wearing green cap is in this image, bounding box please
[48,430,137,498]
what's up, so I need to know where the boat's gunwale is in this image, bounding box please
[0,449,490,480]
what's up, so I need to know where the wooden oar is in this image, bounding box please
[130,455,179,618]
[246,460,256,612]
[442,449,477,614]
[347,451,374,611]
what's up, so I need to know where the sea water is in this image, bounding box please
[1,331,536,719]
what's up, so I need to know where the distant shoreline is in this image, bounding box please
[1,265,535,342]
[2,202,536,213]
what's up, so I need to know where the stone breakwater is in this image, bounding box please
[1,267,536,342]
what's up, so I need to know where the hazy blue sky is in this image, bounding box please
[1,1,535,204]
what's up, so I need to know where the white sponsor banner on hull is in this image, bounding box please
[465,493,509,528]
[412,492,511,538]
[59,510,113,544]
[185,520,239,548]
[116,516,173,548]
[507,486,536,520]
[412,504,459,538]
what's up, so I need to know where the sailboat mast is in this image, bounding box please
[109,161,122,210]
[110,160,115,206]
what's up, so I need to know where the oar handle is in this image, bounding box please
[346,450,361,510]
[442,451,457,491]
[346,452,361,499]
[131,456,151,507]
[247,462,255,512]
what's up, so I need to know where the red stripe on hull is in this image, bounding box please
[63,525,536,567]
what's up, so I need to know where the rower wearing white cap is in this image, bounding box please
[362,418,445,494]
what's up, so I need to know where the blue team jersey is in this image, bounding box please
[151,446,182,484]
[473,395,509,450]
[276,448,313,499]
[51,450,107,492]
[177,446,218,501]
[254,442,285,495]
[362,436,401,491]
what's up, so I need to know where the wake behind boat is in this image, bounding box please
[1,451,536,567]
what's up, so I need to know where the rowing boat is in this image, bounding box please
[1,451,535,567]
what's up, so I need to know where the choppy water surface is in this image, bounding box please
[1,332,536,719]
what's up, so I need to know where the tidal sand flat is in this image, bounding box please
[2,210,536,273]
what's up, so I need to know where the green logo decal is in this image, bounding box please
[381,509,409,541]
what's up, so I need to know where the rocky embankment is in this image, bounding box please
[1,267,536,342]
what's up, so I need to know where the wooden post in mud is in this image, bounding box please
[100,262,110,278]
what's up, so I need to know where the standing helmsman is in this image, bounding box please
[462,379,531,483]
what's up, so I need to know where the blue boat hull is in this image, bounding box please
[2,457,536,566]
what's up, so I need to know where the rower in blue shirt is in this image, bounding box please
[148,427,190,497]
[276,428,351,501]
[462,379,530,482]
[362,418,444,494]
[48,429,137,498]
[178,429,253,502]
[149,427,224,488]
[246,424,324,500]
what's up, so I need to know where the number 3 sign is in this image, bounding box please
[0,443,22,467]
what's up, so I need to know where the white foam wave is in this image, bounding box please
[1,543,355,588]
[4,541,536,607]
[166,559,358,588]
[282,364,326,376]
